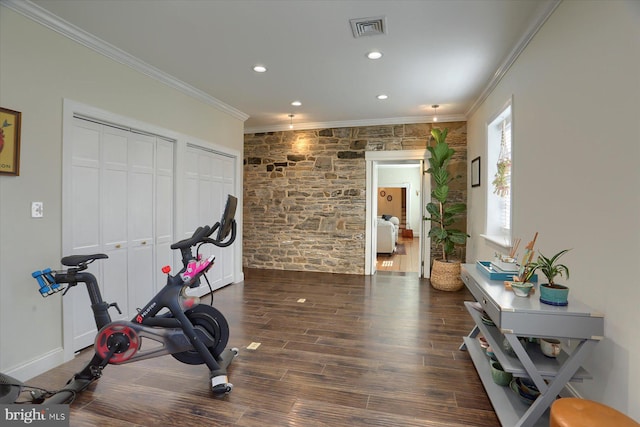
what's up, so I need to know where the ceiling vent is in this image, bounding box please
[350,16,387,38]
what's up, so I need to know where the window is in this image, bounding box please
[485,102,512,246]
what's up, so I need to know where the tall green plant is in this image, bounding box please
[425,128,469,262]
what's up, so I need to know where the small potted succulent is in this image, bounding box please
[531,249,571,305]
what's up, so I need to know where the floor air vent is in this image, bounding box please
[350,16,387,38]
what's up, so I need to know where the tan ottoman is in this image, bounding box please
[550,398,639,427]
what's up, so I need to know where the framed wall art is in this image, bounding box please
[471,156,481,188]
[0,107,22,176]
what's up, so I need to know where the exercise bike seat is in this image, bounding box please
[61,253,108,267]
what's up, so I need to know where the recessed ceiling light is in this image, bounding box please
[253,65,267,73]
[377,94,388,100]
[367,51,383,60]
[291,101,302,107]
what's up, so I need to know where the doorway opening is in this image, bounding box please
[365,150,430,277]
[376,169,420,274]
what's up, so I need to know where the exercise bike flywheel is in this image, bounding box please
[95,323,140,364]
[172,304,229,365]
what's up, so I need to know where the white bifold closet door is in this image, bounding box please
[67,117,174,351]
[183,145,236,294]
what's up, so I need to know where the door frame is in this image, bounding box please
[365,150,430,277]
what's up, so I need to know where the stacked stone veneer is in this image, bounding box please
[243,121,467,274]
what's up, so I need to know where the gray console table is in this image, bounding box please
[460,264,604,427]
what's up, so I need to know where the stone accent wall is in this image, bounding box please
[243,121,467,274]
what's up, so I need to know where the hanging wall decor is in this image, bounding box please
[492,121,511,197]
[0,107,22,176]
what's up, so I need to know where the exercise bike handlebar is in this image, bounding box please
[170,225,211,251]
[170,220,236,252]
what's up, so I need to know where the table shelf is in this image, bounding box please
[463,336,550,427]
[460,264,604,427]
[464,301,591,381]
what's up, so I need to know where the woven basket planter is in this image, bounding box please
[430,259,464,291]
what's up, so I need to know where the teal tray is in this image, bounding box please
[476,261,538,282]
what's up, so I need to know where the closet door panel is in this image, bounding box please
[102,128,128,250]
[183,146,236,293]
[221,156,236,283]
[155,139,174,289]
[67,117,176,352]
[127,245,154,316]
[69,120,102,350]
[183,149,200,239]
[100,127,129,319]
[70,122,100,252]
[127,134,155,315]
[71,123,100,169]
[101,167,128,248]
[70,166,100,349]
[101,250,128,321]
[207,181,223,286]
[71,167,100,251]
[128,172,154,243]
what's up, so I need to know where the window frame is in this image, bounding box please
[482,98,513,248]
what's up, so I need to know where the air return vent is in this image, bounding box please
[350,16,387,38]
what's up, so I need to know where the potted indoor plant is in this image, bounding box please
[531,249,571,305]
[424,127,469,291]
[510,263,537,297]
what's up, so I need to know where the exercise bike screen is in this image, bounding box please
[218,195,237,241]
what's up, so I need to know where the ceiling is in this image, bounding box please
[22,0,559,133]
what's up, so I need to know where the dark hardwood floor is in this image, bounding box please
[27,269,499,426]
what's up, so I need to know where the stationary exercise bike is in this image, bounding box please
[0,195,239,405]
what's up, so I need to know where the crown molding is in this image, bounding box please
[2,0,560,131]
[465,0,562,117]
[1,0,250,122]
[244,114,466,134]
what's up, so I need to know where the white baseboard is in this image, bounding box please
[4,347,65,382]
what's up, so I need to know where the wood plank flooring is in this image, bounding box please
[26,269,499,426]
[376,236,421,273]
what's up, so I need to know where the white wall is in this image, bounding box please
[0,6,244,377]
[467,0,640,419]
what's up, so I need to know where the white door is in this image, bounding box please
[371,162,379,275]
[184,145,236,294]
[68,119,103,350]
[155,139,174,293]
[421,159,431,278]
[67,118,174,350]
[126,133,156,317]
[101,126,129,322]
